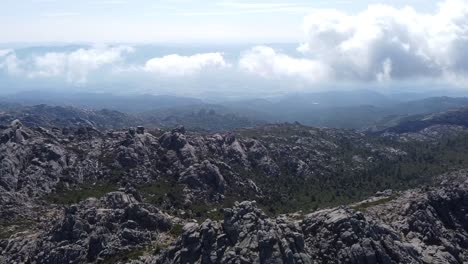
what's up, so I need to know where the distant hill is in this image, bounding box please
[369,106,468,134]
[138,104,265,131]
[1,91,203,113]
[4,91,468,130]
[0,103,264,132]
[0,104,141,130]
[225,95,468,129]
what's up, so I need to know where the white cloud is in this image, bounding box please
[0,49,13,57]
[28,45,134,83]
[0,50,22,75]
[144,53,229,76]
[376,58,393,82]
[239,46,331,82]
[296,0,468,83]
[2,0,468,93]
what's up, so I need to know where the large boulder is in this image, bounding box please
[179,160,226,193]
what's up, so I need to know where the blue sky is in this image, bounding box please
[1,0,437,43]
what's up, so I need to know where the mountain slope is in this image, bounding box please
[3,108,468,263]
[366,106,468,142]
[0,104,141,130]
[138,104,265,131]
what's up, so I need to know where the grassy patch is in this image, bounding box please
[351,196,397,212]
[100,248,146,264]
[139,181,185,207]
[190,203,225,222]
[100,239,171,264]
[44,183,118,205]
[0,220,35,239]
[169,224,184,237]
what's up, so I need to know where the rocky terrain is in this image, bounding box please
[150,169,468,264]
[3,105,468,263]
[0,119,414,216]
[3,167,468,263]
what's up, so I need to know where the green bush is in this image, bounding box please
[351,196,396,212]
[169,224,184,237]
[44,183,117,205]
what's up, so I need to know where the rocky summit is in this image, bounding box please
[3,110,468,263]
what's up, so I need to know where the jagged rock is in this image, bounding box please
[157,201,312,264]
[137,126,146,135]
[3,120,468,263]
[159,129,189,151]
[366,170,468,263]
[117,146,140,168]
[179,160,226,193]
[134,174,468,263]
[173,125,186,134]
[0,191,171,264]
[302,208,420,263]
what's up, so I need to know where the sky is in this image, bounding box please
[1,0,438,43]
[0,0,467,98]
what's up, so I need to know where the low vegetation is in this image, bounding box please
[351,196,397,212]
[0,220,35,240]
[234,127,468,215]
[101,248,146,264]
[169,224,184,237]
[44,183,118,205]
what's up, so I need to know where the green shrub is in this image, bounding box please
[44,183,117,205]
[351,196,396,212]
[169,224,184,237]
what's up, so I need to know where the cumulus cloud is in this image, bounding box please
[295,0,468,83]
[239,46,330,82]
[0,49,22,75]
[29,46,134,83]
[144,53,229,76]
[0,46,134,84]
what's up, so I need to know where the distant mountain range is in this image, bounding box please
[0,103,264,132]
[0,91,203,113]
[3,90,468,131]
[0,104,139,130]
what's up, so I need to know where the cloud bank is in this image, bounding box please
[239,46,330,82]
[29,46,134,84]
[0,49,21,76]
